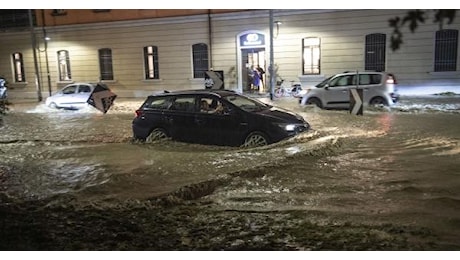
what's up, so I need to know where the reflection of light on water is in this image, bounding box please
[25,103,99,114]
[403,136,460,156]
[47,162,110,194]
[285,146,301,155]
[376,113,393,135]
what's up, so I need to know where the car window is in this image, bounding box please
[143,96,170,110]
[316,76,333,88]
[62,85,77,94]
[369,74,382,84]
[170,97,195,112]
[78,85,92,93]
[330,75,355,87]
[224,94,269,112]
[199,97,226,114]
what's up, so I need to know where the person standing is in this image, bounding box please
[256,65,265,91]
[252,66,261,91]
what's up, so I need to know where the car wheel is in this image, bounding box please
[369,97,387,106]
[242,131,269,148]
[146,128,169,143]
[306,98,323,108]
[48,102,57,109]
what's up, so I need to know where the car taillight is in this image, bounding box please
[387,74,397,84]
[135,109,142,117]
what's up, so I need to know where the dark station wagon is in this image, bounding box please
[132,89,310,147]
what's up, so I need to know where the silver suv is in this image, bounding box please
[300,71,399,109]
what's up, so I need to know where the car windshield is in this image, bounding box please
[223,94,270,112]
[315,76,333,88]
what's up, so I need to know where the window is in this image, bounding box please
[434,29,458,72]
[57,50,71,81]
[330,75,354,87]
[365,33,386,71]
[143,46,159,79]
[12,52,25,82]
[98,48,114,80]
[62,85,77,94]
[302,37,321,75]
[144,97,171,110]
[77,85,91,93]
[192,43,209,78]
[170,97,195,112]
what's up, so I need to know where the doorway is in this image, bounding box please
[241,48,266,92]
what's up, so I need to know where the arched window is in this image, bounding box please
[98,48,114,80]
[365,33,386,71]
[143,46,159,79]
[434,29,458,72]
[192,43,208,78]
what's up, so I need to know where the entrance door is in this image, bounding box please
[241,48,266,92]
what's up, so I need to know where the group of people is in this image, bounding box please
[249,65,265,91]
[200,99,224,114]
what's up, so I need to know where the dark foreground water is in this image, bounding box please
[0,95,459,250]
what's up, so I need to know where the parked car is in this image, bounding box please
[45,82,113,110]
[0,76,7,100]
[132,89,310,147]
[299,71,399,109]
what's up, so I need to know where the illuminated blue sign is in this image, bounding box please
[240,33,265,47]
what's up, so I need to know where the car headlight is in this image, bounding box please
[299,89,309,96]
[276,123,296,131]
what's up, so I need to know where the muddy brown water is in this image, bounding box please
[1,96,459,250]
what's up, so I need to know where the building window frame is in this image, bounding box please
[143,46,159,80]
[57,50,72,81]
[365,33,386,72]
[12,52,25,82]
[192,43,209,78]
[302,37,321,75]
[98,48,114,81]
[434,29,458,72]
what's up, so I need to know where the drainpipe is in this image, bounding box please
[208,10,213,69]
[41,10,52,96]
[269,10,275,100]
[29,9,42,102]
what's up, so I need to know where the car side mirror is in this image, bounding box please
[325,84,330,90]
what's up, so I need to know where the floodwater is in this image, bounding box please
[1,94,460,250]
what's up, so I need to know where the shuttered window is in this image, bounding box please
[192,43,209,78]
[98,48,114,80]
[434,29,458,72]
[365,33,386,72]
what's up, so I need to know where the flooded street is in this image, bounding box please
[1,94,460,250]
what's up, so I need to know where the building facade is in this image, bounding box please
[0,9,459,99]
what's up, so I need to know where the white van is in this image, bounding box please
[299,71,399,109]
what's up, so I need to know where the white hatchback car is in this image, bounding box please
[45,82,110,110]
[300,71,399,109]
